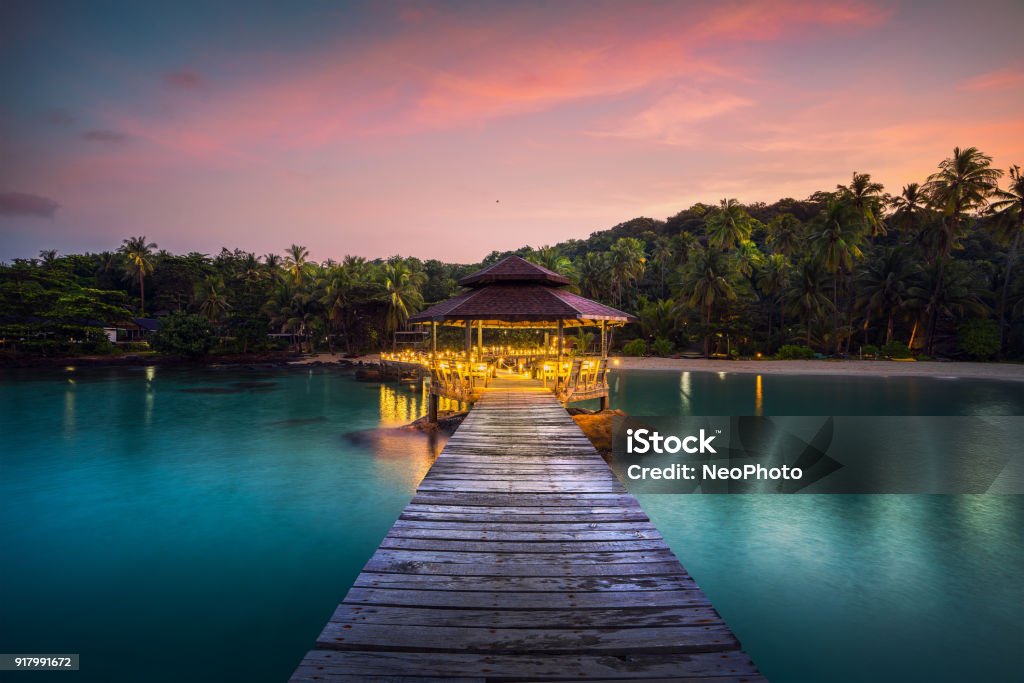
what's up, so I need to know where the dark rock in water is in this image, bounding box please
[403,411,467,435]
[179,387,242,394]
[271,416,328,427]
[342,411,468,447]
[179,381,277,394]
[231,381,277,390]
[355,368,383,381]
[566,407,597,415]
[572,409,627,456]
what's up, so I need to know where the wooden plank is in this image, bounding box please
[317,622,740,654]
[352,572,693,592]
[378,537,669,553]
[365,548,680,567]
[361,557,689,578]
[385,526,663,542]
[341,587,709,610]
[292,650,762,680]
[410,492,640,507]
[329,604,723,629]
[389,520,658,532]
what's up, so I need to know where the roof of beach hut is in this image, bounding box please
[408,255,636,327]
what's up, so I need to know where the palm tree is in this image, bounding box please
[923,147,1002,352]
[576,252,611,301]
[38,249,59,268]
[889,183,929,244]
[706,198,753,250]
[838,171,887,237]
[758,254,791,341]
[651,237,674,298]
[989,165,1024,353]
[906,261,989,353]
[609,238,646,307]
[195,275,231,323]
[678,247,736,357]
[765,214,803,257]
[119,236,158,315]
[531,245,574,277]
[318,265,354,353]
[785,259,832,348]
[263,284,318,352]
[382,259,426,350]
[283,244,312,286]
[638,298,678,341]
[856,248,911,345]
[812,200,863,354]
[670,231,699,266]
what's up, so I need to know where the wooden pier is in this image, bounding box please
[291,377,764,682]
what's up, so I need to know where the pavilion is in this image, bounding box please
[407,255,636,419]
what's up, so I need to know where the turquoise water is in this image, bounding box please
[1,366,1022,682]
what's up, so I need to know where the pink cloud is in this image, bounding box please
[690,0,890,41]
[86,0,894,163]
[960,67,1024,91]
[590,88,755,146]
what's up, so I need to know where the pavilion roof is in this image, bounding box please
[408,284,636,327]
[457,255,571,288]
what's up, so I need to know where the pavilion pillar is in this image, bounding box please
[432,322,437,357]
[464,320,472,360]
[600,320,610,411]
[477,320,483,355]
[556,320,564,388]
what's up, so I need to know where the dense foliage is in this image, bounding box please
[151,312,216,357]
[2,147,1022,360]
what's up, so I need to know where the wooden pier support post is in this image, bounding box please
[427,390,439,424]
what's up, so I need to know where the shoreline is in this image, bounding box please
[4,351,1023,384]
[612,357,1024,382]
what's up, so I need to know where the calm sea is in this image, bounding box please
[1,366,1021,682]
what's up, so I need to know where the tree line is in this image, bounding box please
[1,146,1021,360]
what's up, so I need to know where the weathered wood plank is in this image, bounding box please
[365,548,680,567]
[292,650,762,680]
[361,557,689,578]
[329,604,723,629]
[385,526,663,542]
[317,622,739,655]
[342,587,709,610]
[378,537,669,553]
[352,572,693,592]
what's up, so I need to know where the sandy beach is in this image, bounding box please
[613,356,1024,382]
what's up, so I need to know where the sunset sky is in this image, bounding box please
[2,0,1022,263]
